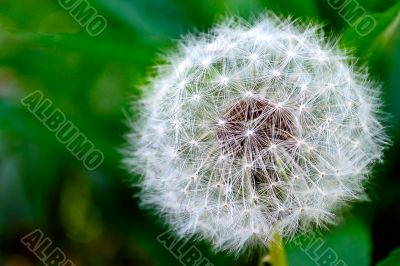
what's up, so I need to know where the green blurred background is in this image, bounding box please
[0,0,399,265]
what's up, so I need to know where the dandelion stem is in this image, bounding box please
[259,232,288,266]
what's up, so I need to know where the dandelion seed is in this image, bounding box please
[287,50,296,58]
[192,94,201,101]
[201,57,212,67]
[246,129,254,137]
[249,53,259,61]
[218,76,229,86]
[272,70,281,77]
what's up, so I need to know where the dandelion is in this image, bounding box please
[124,14,387,256]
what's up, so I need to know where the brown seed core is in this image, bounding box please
[216,97,297,181]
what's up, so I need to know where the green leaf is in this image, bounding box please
[353,0,398,13]
[377,247,400,266]
[341,2,400,63]
[261,0,321,20]
[91,0,189,40]
[286,218,372,266]
[3,31,153,64]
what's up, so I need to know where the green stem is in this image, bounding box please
[259,232,288,266]
[269,232,288,266]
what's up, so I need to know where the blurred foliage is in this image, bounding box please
[0,0,399,265]
[286,217,371,266]
[377,247,400,266]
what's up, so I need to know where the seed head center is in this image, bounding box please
[216,97,296,157]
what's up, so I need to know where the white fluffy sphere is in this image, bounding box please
[125,15,387,254]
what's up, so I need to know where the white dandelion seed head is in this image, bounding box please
[124,14,388,254]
